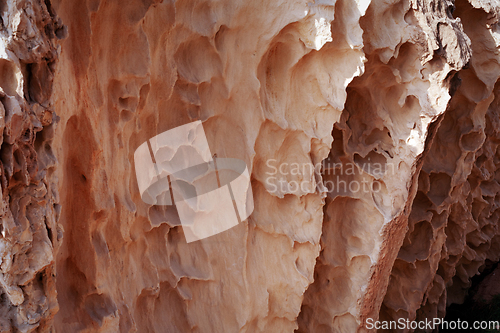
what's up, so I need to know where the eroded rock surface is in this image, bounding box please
[380,1,500,330]
[1,0,500,332]
[0,0,63,332]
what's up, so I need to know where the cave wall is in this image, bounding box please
[380,0,500,328]
[0,0,499,332]
[0,0,63,331]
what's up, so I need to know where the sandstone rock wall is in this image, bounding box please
[0,1,63,331]
[381,0,500,327]
[0,0,500,332]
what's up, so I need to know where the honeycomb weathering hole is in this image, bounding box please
[0,59,18,96]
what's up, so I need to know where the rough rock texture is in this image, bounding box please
[0,1,63,332]
[1,0,500,332]
[380,0,500,328]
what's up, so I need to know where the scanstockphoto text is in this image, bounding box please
[365,317,500,331]
[264,158,396,194]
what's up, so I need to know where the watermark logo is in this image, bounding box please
[365,317,500,331]
[134,121,254,243]
[264,158,395,196]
